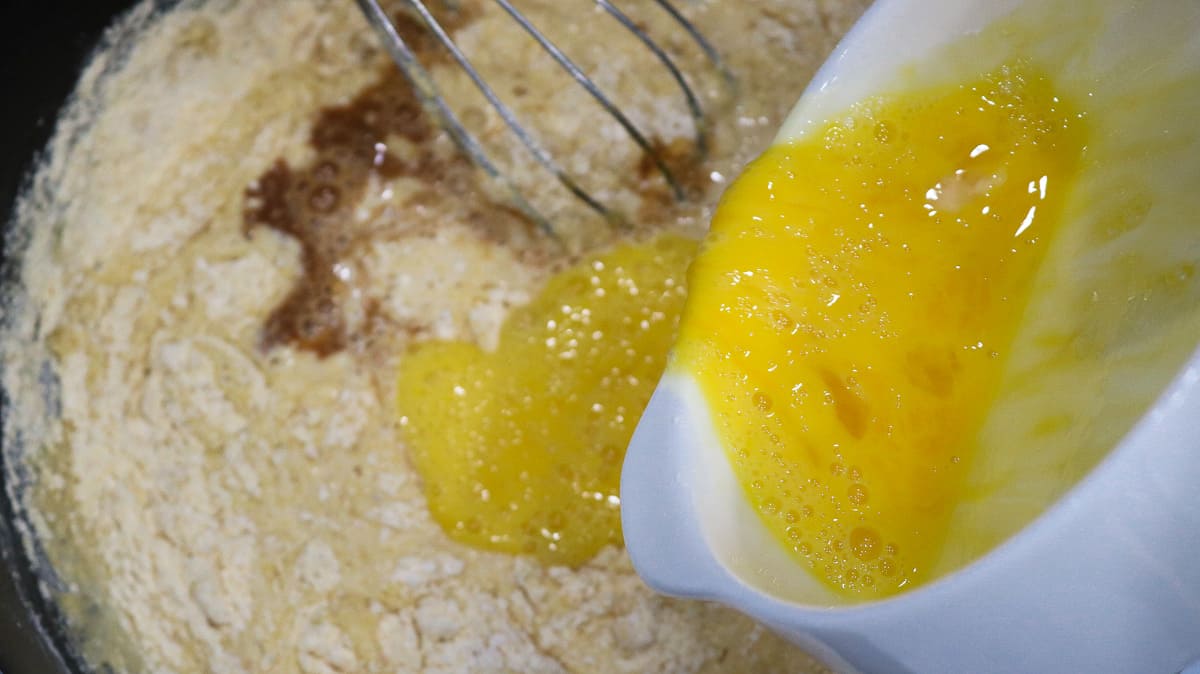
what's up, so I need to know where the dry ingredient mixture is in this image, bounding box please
[2,0,869,672]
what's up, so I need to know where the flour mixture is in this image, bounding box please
[1,0,868,671]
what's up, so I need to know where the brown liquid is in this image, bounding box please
[636,136,712,225]
[242,6,503,356]
[243,4,704,357]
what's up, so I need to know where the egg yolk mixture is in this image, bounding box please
[674,64,1086,597]
[397,235,695,565]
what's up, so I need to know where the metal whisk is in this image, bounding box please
[354,0,732,233]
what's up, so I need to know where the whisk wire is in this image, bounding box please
[355,0,557,235]
[594,0,707,158]
[492,0,687,200]
[403,0,616,221]
[649,0,736,89]
[357,0,735,232]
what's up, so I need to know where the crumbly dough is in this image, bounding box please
[1,0,868,672]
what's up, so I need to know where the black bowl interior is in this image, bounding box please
[1,2,136,673]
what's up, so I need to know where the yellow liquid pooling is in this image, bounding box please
[397,235,695,565]
[674,64,1086,598]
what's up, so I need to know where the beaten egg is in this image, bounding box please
[673,63,1086,598]
[397,235,695,565]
